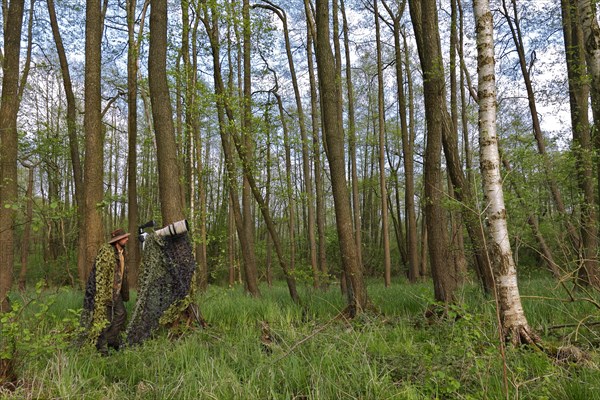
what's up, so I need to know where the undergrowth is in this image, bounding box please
[1,278,599,399]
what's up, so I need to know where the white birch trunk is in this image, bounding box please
[473,0,537,344]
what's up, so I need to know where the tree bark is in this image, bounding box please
[576,0,600,153]
[562,0,600,288]
[340,0,363,277]
[316,0,368,314]
[241,0,260,296]
[149,0,186,225]
[412,0,495,295]
[382,0,420,283]
[0,0,25,311]
[474,0,537,344]
[373,0,392,287]
[408,0,457,303]
[305,9,329,282]
[81,0,106,284]
[127,0,149,288]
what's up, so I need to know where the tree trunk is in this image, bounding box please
[413,0,495,295]
[47,0,86,286]
[305,10,329,282]
[149,0,186,225]
[81,0,106,284]
[241,0,260,296]
[373,0,392,287]
[275,92,297,279]
[474,0,538,344]
[0,0,25,311]
[265,112,273,287]
[340,0,363,277]
[228,198,236,287]
[256,1,319,288]
[126,0,149,288]
[195,127,209,291]
[458,0,473,186]
[18,164,35,291]
[316,0,368,314]
[448,0,468,283]
[562,0,600,288]
[382,0,419,283]
[576,0,600,160]
[408,0,456,303]
[419,208,428,277]
[501,0,581,253]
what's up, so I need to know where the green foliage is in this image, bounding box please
[2,280,600,399]
[1,284,81,382]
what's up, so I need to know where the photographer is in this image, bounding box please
[82,228,131,355]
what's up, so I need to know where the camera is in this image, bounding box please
[138,220,156,243]
[155,219,189,238]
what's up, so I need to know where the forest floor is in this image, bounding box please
[1,274,600,399]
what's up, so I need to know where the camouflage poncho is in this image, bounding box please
[126,232,197,345]
[79,244,115,344]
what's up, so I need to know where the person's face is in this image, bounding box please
[118,236,129,247]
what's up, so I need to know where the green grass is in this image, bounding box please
[2,278,600,399]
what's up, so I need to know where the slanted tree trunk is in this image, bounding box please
[413,0,495,295]
[408,0,456,303]
[382,0,419,283]
[448,0,467,282]
[500,153,561,278]
[255,1,319,288]
[47,0,86,286]
[316,0,368,314]
[201,2,256,296]
[149,0,186,224]
[501,0,581,253]
[474,0,538,344]
[201,2,303,301]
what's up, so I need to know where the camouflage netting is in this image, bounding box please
[126,232,198,346]
[79,244,115,345]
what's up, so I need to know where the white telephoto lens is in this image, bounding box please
[156,219,189,237]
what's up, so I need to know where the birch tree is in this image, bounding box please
[473,0,537,344]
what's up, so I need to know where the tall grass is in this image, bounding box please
[2,278,600,399]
